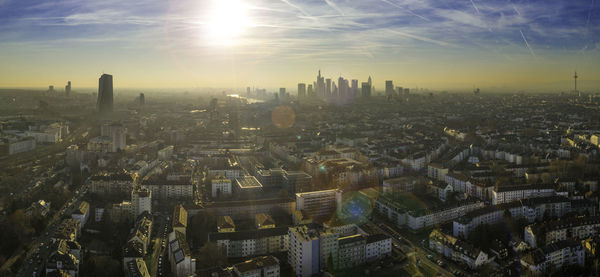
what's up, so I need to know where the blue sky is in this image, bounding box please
[0,0,598,91]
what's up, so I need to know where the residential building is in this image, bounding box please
[296,189,342,222]
[125,258,151,277]
[429,229,492,269]
[337,234,366,269]
[71,201,90,228]
[172,204,187,236]
[524,216,600,248]
[168,231,196,277]
[212,175,233,198]
[492,184,557,205]
[521,240,584,273]
[131,187,152,218]
[453,196,571,238]
[141,179,193,201]
[210,227,289,258]
[365,234,392,262]
[232,255,280,277]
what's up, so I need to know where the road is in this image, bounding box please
[17,185,88,277]
[365,219,462,277]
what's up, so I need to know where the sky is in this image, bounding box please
[0,0,598,92]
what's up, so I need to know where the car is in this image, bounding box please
[427,254,433,259]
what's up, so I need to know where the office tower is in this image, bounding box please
[361,82,371,98]
[574,71,579,96]
[297,83,306,97]
[396,86,403,95]
[65,81,71,96]
[385,80,394,96]
[403,88,409,95]
[332,82,338,97]
[326,78,332,97]
[351,79,358,98]
[316,70,325,98]
[307,84,314,97]
[139,93,145,105]
[246,86,251,97]
[279,88,286,99]
[97,74,114,113]
[338,77,344,99]
[368,76,372,87]
[48,85,54,93]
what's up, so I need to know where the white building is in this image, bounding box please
[141,180,193,201]
[131,187,152,218]
[492,184,557,205]
[71,201,90,228]
[168,231,196,277]
[158,145,174,160]
[453,196,571,238]
[365,234,392,261]
[0,136,36,155]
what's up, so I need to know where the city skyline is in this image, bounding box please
[0,0,599,91]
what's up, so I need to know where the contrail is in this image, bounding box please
[586,0,594,26]
[469,0,481,14]
[381,0,430,21]
[324,0,345,16]
[519,29,536,58]
[280,0,311,17]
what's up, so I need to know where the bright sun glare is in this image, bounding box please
[205,0,252,46]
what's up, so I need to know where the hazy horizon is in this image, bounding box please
[0,0,599,91]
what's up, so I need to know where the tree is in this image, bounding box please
[195,242,227,269]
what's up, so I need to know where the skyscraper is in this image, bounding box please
[307,84,314,97]
[326,78,332,97]
[279,88,286,99]
[361,82,371,98]
[385,80,394,97]
[139,93,145,105]
[316,70,325,98]
[65,81,71,96]
[298,83,306,97]
[351,79,358,98]
[97,74,114,113]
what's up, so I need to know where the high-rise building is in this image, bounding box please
[48,85,54,93]
[279,88,286,99]
[97,74,114,113]
[385,81,394,96]
[307,84,314,97]
[297,83,306,97]
[316,70,325,98]
[139,93,145,105]
[65,81,71,96]
[361,82,371,98]
[246,86,251,97]
[101,122,126,152]
[351,79,358,98]
[326,78,332,97]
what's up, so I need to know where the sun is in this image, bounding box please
[205,0,252,46]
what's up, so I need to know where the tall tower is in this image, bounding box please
[97,74,114,113]
[574,71,579,96]
[65,81,71,96]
